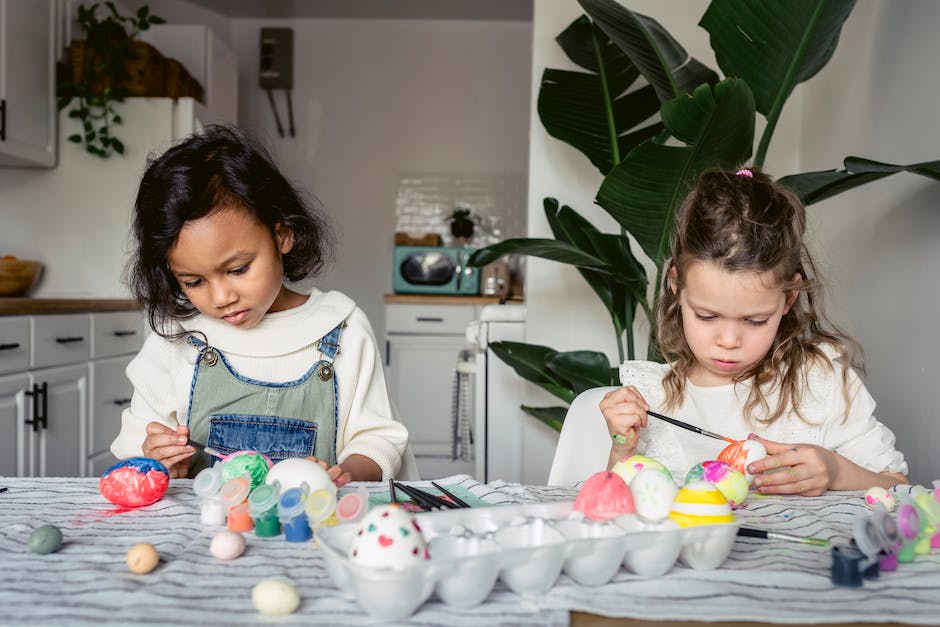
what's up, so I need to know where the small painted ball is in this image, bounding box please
[28,524,63,554]
[252,578,301,616]
[210,530,247,561]
[864,486,896,512]
[126,543,160,574]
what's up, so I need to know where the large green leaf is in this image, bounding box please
[546,350,615,394]
[467,238,609,269]
[489,342,577,403]
[779,157,940,205]
[538,16,663,174]
[700,0,855,163]
[597,79,756,266]
[579,0,719,103]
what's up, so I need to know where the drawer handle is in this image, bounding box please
[415,317,444,323]
[55,336,86,344]
[0,342,20,351]
[112,398,132,406]
[24,382,48,432]
[112,330,137,337]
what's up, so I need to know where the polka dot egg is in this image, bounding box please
[348,504,428,568]
[668,480,734,528]
[685,460,749,507]
[864,486,896,512]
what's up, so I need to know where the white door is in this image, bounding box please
[27,364,88,477]
[0,372,28,476]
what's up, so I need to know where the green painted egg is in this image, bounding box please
[28,524,63,554]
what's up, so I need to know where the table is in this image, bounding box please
[1,476,938,626]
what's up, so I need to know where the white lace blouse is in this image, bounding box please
[618,354,908,483]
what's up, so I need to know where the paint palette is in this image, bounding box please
[317,500,739,620]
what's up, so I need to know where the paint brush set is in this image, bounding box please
[388,479,470,511]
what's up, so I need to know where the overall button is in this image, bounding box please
[317,364,333,381]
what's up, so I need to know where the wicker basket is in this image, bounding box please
[69,39,202,100]
[0,259,43,297]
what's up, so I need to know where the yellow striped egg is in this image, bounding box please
[668,480,734,527]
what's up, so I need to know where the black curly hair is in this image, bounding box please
[125,124,334,337]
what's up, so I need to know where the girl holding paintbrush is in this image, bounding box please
[601,168,909,496]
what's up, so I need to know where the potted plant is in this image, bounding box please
[469,0,940,431]
[57,2,166,157]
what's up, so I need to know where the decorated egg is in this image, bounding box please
[717,439,767,484]
[863,486,896,512]
[610,454,672,486]
[348,504,428,568]
[252,578,301,616]
[668,480,734,527]
[265,457,337,502]
[685,460,749,507]
[126,543,160,574]
[100,457,170,508]
[573,471,635,521]
[630,468,678,521]
[210,530,247,560]
[220,451,272,490]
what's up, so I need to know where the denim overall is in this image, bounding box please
[185,321,345,476]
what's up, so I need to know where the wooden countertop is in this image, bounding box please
[384,293,524,305]
[0,298,140,315]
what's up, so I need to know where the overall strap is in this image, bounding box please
[315,319,347,362]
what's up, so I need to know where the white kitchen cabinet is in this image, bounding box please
[385,303,480,480]
[0,309,143,478]
[0,0,57,167]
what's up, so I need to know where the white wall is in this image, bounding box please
[528,0,939,485]
[226,17,532,342]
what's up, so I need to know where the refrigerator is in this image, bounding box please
[0,98,203,298]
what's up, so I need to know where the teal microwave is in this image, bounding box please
[392,246,480,295]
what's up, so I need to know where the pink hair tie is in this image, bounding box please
[735,168,753,178]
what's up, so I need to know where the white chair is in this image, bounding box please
[547,386,619,486]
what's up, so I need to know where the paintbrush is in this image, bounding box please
[431,481,471,508]
[394,482,452,511]
[647,410,736,443]
[188,439,223,459]
[737,526,830,547]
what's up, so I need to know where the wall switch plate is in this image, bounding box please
[259,28,294,90]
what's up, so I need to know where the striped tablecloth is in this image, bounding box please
[0,476,938,626]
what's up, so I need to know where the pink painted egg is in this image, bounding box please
[100,457,170,507]
[574,471,635,521]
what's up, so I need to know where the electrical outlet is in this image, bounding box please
[259,28,294,90]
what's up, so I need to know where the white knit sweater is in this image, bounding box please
[110,289,410,479]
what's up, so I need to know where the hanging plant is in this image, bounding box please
[57,2,165,158]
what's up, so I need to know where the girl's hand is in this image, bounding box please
[142,422,194,479]
[304,456,352,488]
[599,385,649,463]
[745,434,839,496]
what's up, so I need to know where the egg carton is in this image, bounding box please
[316,500,739,620]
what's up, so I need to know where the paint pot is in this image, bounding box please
[248,480,282,538]
[220,474,253,532]
[305,488,337,528]
[193,464,226,526]
[278,484,311,542]
[336,487,369,524]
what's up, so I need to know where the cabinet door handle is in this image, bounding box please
[112,398,132,406]
[24,382,48,432]
[385,340,390,367]
[55,336,86,344]
[112,330,137,337]
[0,99,6,142]
[416,317,444,323]
[0,342,20,351]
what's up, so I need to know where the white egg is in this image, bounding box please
[348,504,428,569]
[864,486,896,512]
[629,468,679,521]
[210,530,246,560]
[717,439,767,484]
[265,458,336,502]
[252,578,300,616]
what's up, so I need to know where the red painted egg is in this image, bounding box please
[100,457,170,507]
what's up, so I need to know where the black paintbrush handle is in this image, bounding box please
[395,482,453,510]
[431,481,471,508]
[646,410,732,442]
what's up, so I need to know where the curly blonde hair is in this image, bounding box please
[656,168,862,426]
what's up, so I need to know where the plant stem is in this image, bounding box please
[591,24,620,169]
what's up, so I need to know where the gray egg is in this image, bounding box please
[28,524,63,554]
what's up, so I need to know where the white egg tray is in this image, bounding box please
[316,500,739,620]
